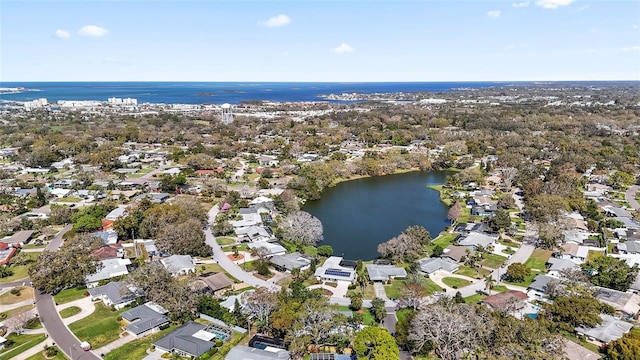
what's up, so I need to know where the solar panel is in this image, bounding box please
[325,269,351,278]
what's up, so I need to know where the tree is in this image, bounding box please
[581,255,639,291]
[155,219,211,257]
[431,244,444,258]
[49,204,73,225]
[353,326,400,360]
[537,223,563,250]
[543,295,614,331]
[604,331,640,360]
[243,288,279,333]
[484,275,496,292]
[278,211,324,246]
[317,245,333,257]
[29,235,102,293]
[447,202,462,225]
[370,297,387,324]
[490,209,511,231]
[501,167,518,189]
[506,262,531,282]
[453,291,464,303]
[349,294,363,311]
[378,232,423,263]
[525,193,569,223]
[403,225,431,245]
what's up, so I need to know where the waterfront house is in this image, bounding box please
[365,264,407,283]
[314,257,357,283]
[269,252,311,272]
[416,257,459,275]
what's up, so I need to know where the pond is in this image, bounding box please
[303,170,451,260]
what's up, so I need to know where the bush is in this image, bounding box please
[10,288,21,296]
[347,284,357,290]
[116,316,123,321]
[215,339,223,347]
[25,317,41,329]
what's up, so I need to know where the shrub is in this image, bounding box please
[215,339,223,347]
[10,288,21,296]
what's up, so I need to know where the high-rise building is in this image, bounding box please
[221,103,233,124]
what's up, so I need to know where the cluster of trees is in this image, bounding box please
[276,211,324,247]
[113,197,211,257]
[377,225,431,263]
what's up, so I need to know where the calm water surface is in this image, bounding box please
[303,171,450,260]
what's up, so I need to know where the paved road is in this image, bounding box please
[205,205,280,292]
[626,185,640,211]
[0,278,31,288]
[46,224,73,251]
[35,291,99,360]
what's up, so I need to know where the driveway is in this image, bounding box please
[206,205,280,292]
[46,224,73,252]
[373,283,389,300]
[626,185,640,211]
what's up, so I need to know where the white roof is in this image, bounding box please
[86,258,131,283]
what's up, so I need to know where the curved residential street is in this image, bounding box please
[626,185,640,211]
[206,205,280,292]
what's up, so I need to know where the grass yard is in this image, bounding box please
[384,280,406,299]
[58,196,81,203]
[216,237,236,246]
[442,277,472,289]
[68,303,125,349]
[347,284,376,300]
[104,325,177,360]
[561,331,601,353]
[53,287,88,305]
[395,308,416,324]
[464,293,486,304]
[0,333,47,359]
[493,285,509,293]
[482,253,508,269]
[222,244,248,252]
[60,306,82,318]
[454,265,490,279]
[25,346,68,360]
[301,246,318,256]
[524,249,553,272]
[335,306,376,326]
[424,278,445,295]
[0,286,34,305]
[0,253,38,283]
[587,250,604,262]
[210,331,249,360]
[1,304,34,319]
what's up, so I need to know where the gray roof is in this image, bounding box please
[576,315,633,343]
[161,255,194,273]
[417,257,459,274]
[269,252,310,271]
[3,230,34,244]
[618,241,640,254]
[85,258,131,283]
[225,345,290,360]
[154,321,216,357]
[87,281,136,305]
[615,217,640,229]
[121,302,170,335]
[604,206,633,218]
[365,264,407,281]
[528,274,554,293]
[457,232,497,248]
[547,258,579,273]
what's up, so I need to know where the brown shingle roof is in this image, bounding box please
[199,272,234,292]
[481,290,528,310]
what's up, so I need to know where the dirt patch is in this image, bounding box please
[228,253,244,261]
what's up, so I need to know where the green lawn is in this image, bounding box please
[587,250,604,262]
[68,303,125,349]
[25,346,68,360]
[222,244,248,252]
[60,306,82,318]
[58,196,81,203]
[0,253,38,283]
[432,232,457,248]
[0,333,47,359]
[53,287,88,305]
[441,277,472,289]
[454,265,489,279]
[493,285,509,293]
[104,325,177,360]
[561,331,601,353]
[482,253,508,269]
[301,246,318,256]
[347,283,376,300]
[396,308,416,324]
[424,278,445,295]
[216,237,236,246]
[384,280,406,299]
[1,304,34,319]
[464,293,486,304]
[524,249,553,272]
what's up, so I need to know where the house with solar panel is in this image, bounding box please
[314,257,357,283]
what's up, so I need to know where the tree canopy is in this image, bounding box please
[581,255,639,291]
[353,326,400,360]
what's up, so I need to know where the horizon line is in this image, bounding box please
[2,80,640,84]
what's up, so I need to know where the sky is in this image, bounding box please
[1,0,639,82]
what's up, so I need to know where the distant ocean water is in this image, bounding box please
[0,81,519,105]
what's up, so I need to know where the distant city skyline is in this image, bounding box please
[1,0,639,82]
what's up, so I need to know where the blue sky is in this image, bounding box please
[1,0,639,81]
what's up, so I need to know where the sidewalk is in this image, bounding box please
[12,338,54,360]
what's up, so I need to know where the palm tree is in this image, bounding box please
[484,275,496,293]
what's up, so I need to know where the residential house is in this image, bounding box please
[562,339,601,360]
[92,229,119,245]
[121,302,170,337]
[617,241,640,255]
[457,232,498,251]
[102,206,127,230]
[365,264,407,283]
[0,243,17,265]
[527,274,555,300]
[225,345,290,360]
[155,321,231,358]
[135,192,170,203]
[235,225,274,242]
[247,241,286,257]
[249,196,275,213]
[91,245,122,260]
[87,281,137,310]
[575,315,633,345]
[269,252,311,272]
[314,257,357,283]
[546,258,580,278]
[197,273,235,295]
[603,205,633,219]
[161,255,195,276]
[481,290,528,313]
[230,209,263,232]
[561,243,590,264]
[1,230,34,245]
[85,258,132,288]
[593,288,640,319]
[416,257,459,275]
[442,245,474,263]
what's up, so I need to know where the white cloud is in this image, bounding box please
[512,1,530,8]
[633,24,639,29]
[535,0,576,9]
[487,10,501,18]
[331,43,354,54]
[78,25,108,37]
[622,45,640,52]
[54,29,70,39]
[260,14,291,28]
